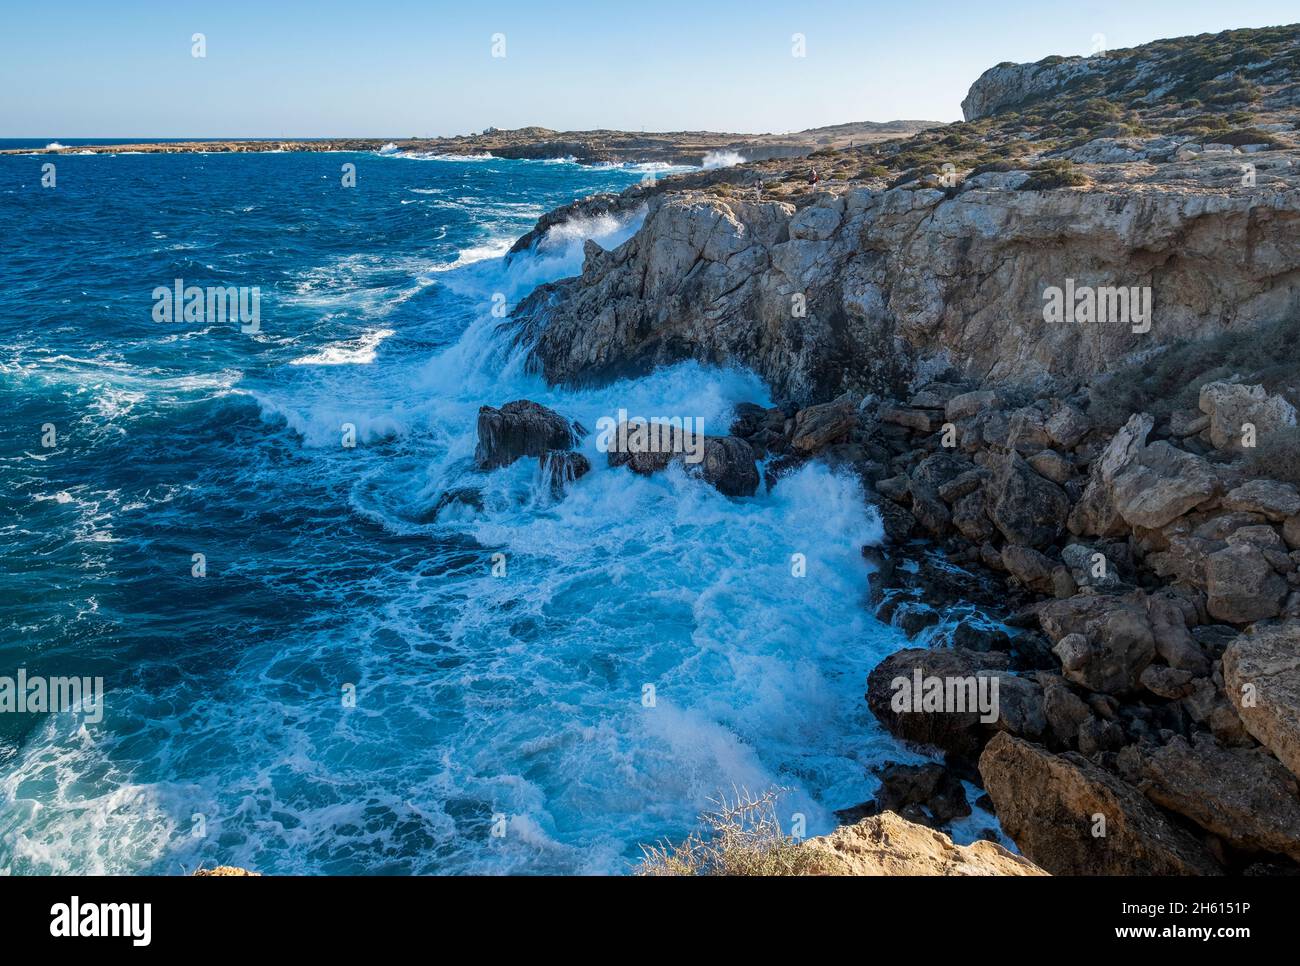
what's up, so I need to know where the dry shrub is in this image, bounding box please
[636,788,832,876]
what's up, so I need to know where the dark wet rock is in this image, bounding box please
[866,648,1043,758]
[871,498,917,542]
[877,473,911,503]
[538,450,591,494]
[695,435,759,496]
[764,453,808,491]
[870,761,972,828]
[893,603,941,638]
[989,451,1070,548]
[946,620,1011,653]
[475,399,583,469]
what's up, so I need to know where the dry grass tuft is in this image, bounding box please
[636,787,832,876]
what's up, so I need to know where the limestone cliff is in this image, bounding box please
[510,25,1300,407]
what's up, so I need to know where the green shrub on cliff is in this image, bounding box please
[1018,159,1088,190]
[1087,315,1300,431]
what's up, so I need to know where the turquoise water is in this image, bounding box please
[0,148,906,874]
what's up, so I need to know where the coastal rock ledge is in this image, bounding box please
[799,811,1046,876]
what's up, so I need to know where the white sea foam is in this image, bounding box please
[289,328,395,366]
[702,150,746,169]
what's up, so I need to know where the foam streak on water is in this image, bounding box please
[0,151,916,875]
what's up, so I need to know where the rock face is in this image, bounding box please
[513,182,1300,407]
[799,811,1046,876]
[474,400,583,469]
[1223,623,1300,779]
[962,56,1118,121]
[979,734,1221,876]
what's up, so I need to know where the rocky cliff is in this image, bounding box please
[509,24,1300,408]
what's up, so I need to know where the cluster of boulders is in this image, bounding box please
[438,399,767,515]
[771,375,1300,875]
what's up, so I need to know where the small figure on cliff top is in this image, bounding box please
[808,168,819,186]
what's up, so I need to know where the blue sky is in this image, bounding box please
[1,0,1295,137]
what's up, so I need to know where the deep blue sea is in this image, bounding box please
[0,146,954,874]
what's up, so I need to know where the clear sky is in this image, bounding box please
[1,0,1295,137]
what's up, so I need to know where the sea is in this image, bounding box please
[0,142,982,874]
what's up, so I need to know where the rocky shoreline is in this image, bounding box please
[0,120,936,163]
[475,23,1300,874]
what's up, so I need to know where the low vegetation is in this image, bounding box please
[1087,315,1300,431]
[636,788,830,876]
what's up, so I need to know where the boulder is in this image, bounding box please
[1002,544,1058,595]
[1136,733,1300,861]
[1223,479,1300,522]
[1044,404,1090,450]
[1111,441,1220,529]
[1039,592,1156,694]
[1027,449,1075,485]
[1285,515,1300,551]
[1145,592,1210,675]
[1205,543,1288,623]
[952,490,995,542]
[978,733,1221,876]
[1041,676,1092,747]
[798,811,1046,876]
[872,499,916,542]
[881,406,944,433]
[1223,622,1300,779]
[946,390,998,422]
[868,761,971,828]
[790,399,856,455]
[866,648,1043,758]
[989,452,1070,548]
[912,452,974,493]
[1007,407,1055,454]
[696,436,759,496]
[1199,382,1298,451]
[910,483,952,538]
[1071,413,1154,540]
[475,400,583,469]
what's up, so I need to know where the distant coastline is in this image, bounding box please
[0,121,942,164]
